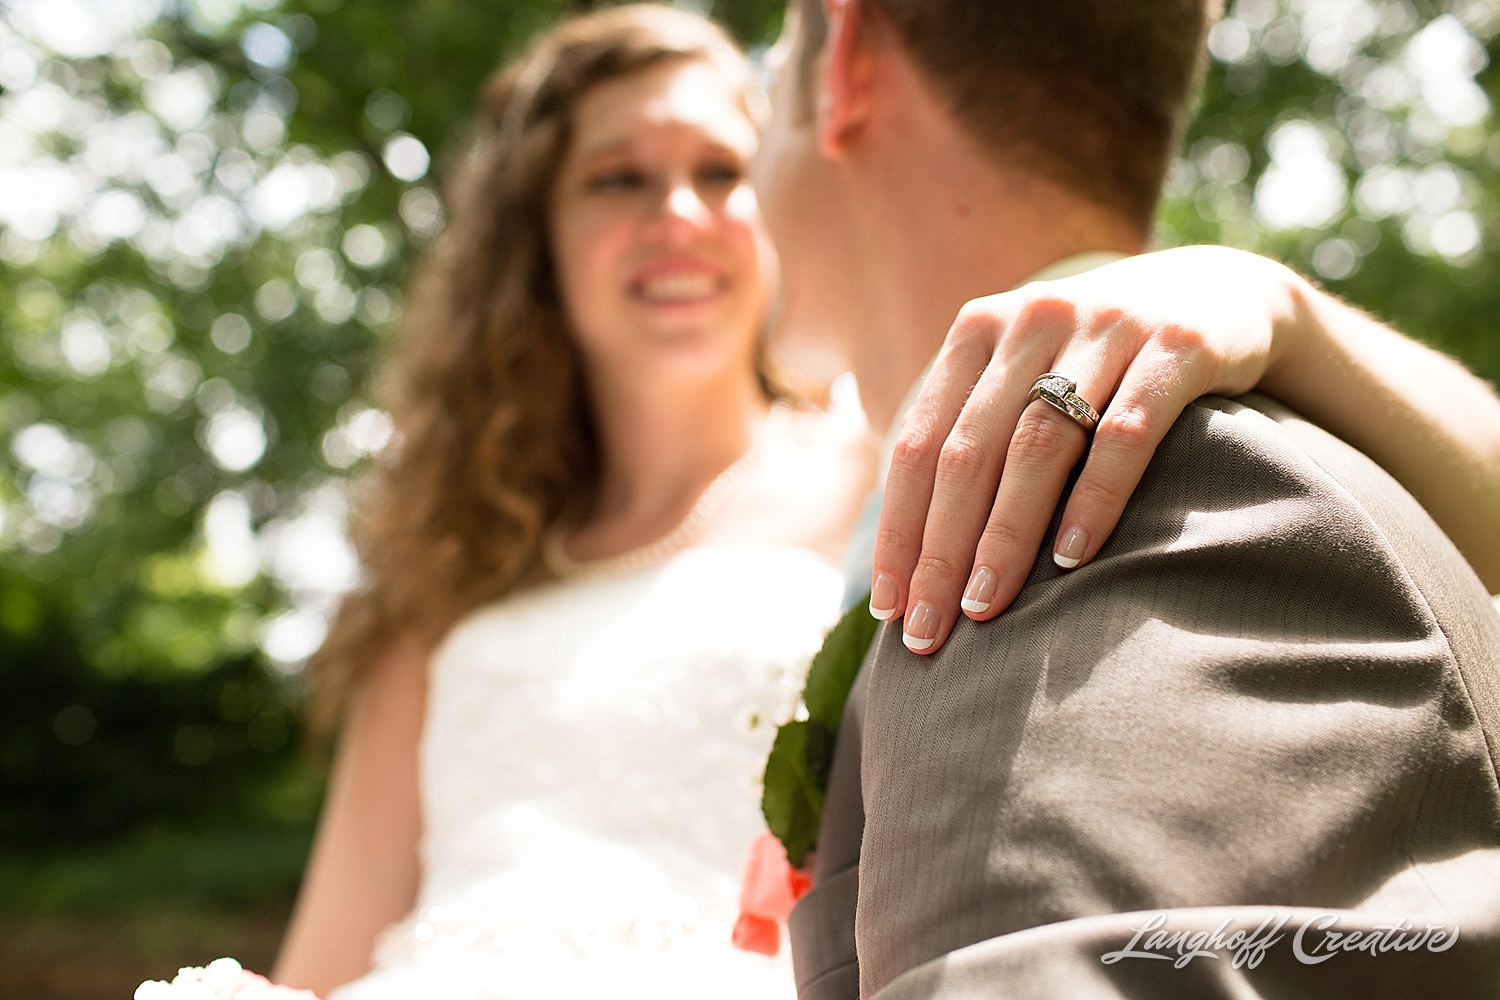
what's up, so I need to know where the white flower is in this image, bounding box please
[134,958,321,999]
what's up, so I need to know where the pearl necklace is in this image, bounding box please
[541,403,788,582]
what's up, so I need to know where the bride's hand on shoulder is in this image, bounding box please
[875,244,1500,654]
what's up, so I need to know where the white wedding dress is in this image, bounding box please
[329,544,844,1000]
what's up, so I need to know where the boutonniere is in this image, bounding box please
[733,596,879,954]
[761,594,879,866]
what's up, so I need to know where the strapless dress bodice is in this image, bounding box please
[330,544,844,1000]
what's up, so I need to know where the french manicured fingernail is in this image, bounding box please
[870,573,899,620]
[1054,525,1088,569]
[961,567,998,614]
[903,601,939,651]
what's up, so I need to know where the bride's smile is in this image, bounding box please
[548,57,771,377]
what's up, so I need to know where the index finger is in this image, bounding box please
[868,308,1006,620]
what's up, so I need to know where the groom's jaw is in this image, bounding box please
[761,0,1213,429]
[767,9,1138,431]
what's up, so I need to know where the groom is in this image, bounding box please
[753,1,1500,997]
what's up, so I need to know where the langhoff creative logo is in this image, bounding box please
[1099,912,1460,970]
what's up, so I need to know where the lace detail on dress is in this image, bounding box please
[331,544,843,1000]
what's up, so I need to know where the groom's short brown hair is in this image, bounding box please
[792,0,1219,230]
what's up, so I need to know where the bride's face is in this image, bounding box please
[549,58,771,389]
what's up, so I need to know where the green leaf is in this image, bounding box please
[761,596,879,866]
[803,596,880,730]
[761,719,837,869]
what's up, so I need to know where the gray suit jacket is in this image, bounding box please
[789,394,1500,999]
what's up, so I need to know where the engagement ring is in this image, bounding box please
[1028,372,1099,431]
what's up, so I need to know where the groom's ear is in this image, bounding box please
[816,0,879,158]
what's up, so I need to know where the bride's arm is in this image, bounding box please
[272,635,428,995]
[1260,277,1500,591]
[874,246,1500,654]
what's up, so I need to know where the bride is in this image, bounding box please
[264,5,1500,999]
[274,11,865,998]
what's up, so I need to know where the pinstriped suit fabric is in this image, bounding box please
[790,394,1500,1000]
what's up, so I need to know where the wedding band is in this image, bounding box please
[1027,373,1099,431]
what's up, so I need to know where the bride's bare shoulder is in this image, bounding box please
[777,403,878,483]
[710,401,879,561]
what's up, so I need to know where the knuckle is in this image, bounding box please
[1094,404,1154,451]
[914,549,969,583]
[875,524,918,557]
[978,518,1027,556]
[1069,475,1127,517]
[950,299,997,339]
[1153,321,1208,360]
[889,427,939,477]
[1009,407,1076,463]
[1014,293,1077,334]
[936,432,989,481]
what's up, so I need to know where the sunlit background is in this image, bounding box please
[0,0,1495,995]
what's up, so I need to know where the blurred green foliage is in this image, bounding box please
[1161,0,1500,379]
[0,0,1495,911]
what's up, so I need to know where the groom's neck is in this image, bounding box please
[842,121,1144,431]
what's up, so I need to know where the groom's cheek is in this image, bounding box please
[750,86,797,221]
[750,2,818,221]
[750,120,810,288]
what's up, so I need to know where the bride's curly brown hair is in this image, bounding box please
[310,4,773,729]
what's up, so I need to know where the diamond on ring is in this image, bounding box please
[1032,374,1076,400]
[1028,372,1099,432]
